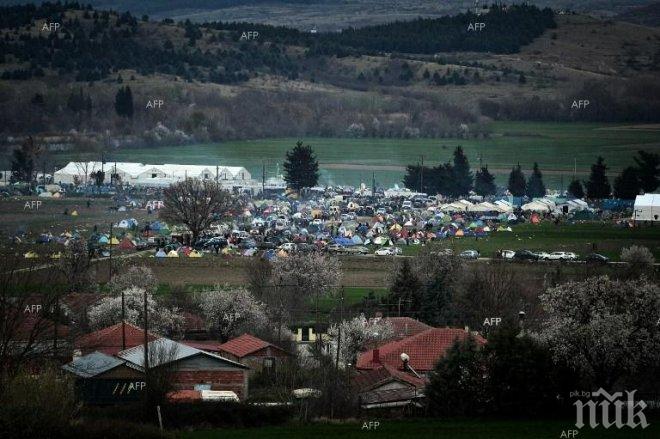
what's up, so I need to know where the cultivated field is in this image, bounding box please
[51,122,660,188]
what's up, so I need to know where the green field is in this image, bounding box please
[46,122,660,188]
[410,222,660,260]
[181,419,660,439]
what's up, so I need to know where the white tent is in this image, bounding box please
[633,194,660,222]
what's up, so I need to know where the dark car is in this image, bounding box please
[585,253,610,265]
[513,250,539,261]
[257,241,277,250]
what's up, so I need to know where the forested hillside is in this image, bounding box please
[0,2,556,83]
[0,2,658,147]
[308,4,556,56]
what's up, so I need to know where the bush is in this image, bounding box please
[0,368,78,439]
[620,245,655,266]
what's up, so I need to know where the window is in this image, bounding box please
[194,384,211,391]
[301,327,309,342]
[263,357,275,370]
[151,173,157,178]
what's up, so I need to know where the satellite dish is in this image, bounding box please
[400,352,410,362]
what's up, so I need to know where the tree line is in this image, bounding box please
[403,147,660,200]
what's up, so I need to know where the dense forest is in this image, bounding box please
[0,2,300,83]
[0,2,556,83]
[307,4,556,56]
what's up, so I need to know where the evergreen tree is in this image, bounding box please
[507,164,526,197]
[450,146,473,197]
[10,136,40,184]
[633,150,659,193]
[387,259,422,317]
[474,166,496,196]
[114,86,134,118]
[586,156,611,199]
[525,162,546,198]
[283,141,319,191]
[613,167,640,200]
[567,179,584,199]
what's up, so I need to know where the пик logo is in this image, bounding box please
[574,389,649,429]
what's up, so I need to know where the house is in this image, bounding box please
[74,322,158,356]
[356,328,486,377]
[217,334,293,373]
[62,351,145,404]
[117,338,250,399]
[352,363,426,410]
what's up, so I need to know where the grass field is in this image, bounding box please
[180,419,660,439]
[51,122,660,188]
[414,222,660,261]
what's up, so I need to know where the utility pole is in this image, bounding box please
[419,155,424,193]
[109,222,113,282]
[143,288,149,396]
[335,287,344,370]
[262,162,266,196]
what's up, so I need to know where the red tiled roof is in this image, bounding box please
[381,317,432,340]
[75,322,158,355]
[356,328,486,372]
[353,363,426,392]
[218,333,289,358]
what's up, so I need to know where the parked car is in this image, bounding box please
[278,242,298,252]
[326,244,346,253]
[498,250,516,259]
[459,250,479,260]
[585,253,609,264]
[535,251,552,260]
[344,246,370,255]
[514,250,539,261]
[375,246,401,256]
[546,251,578,261]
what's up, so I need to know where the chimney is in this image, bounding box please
[372,348,380,364]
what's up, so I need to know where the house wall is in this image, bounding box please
[238,347,291,374]
[170,355,249,399]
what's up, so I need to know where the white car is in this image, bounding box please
[278,242,298,252]
[546,251,578,261]
[375,246,401,256]
[499,250,515,259]
[535,251,552,260]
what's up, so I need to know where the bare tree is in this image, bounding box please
[160,179,238,243]
[0,257,66,380]
[57,239,94,293]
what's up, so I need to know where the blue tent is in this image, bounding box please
[333,237,354,246]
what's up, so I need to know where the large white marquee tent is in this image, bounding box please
[53,161,255,189]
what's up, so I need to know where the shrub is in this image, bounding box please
[0,367,78,439]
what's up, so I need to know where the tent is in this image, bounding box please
[24,251,38,259]
[188,250,203,258]
[155,249,167,258]
[166,250,179,258]
[633,194,660,221]
[110,237,120,245]
[118,237,136,250]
